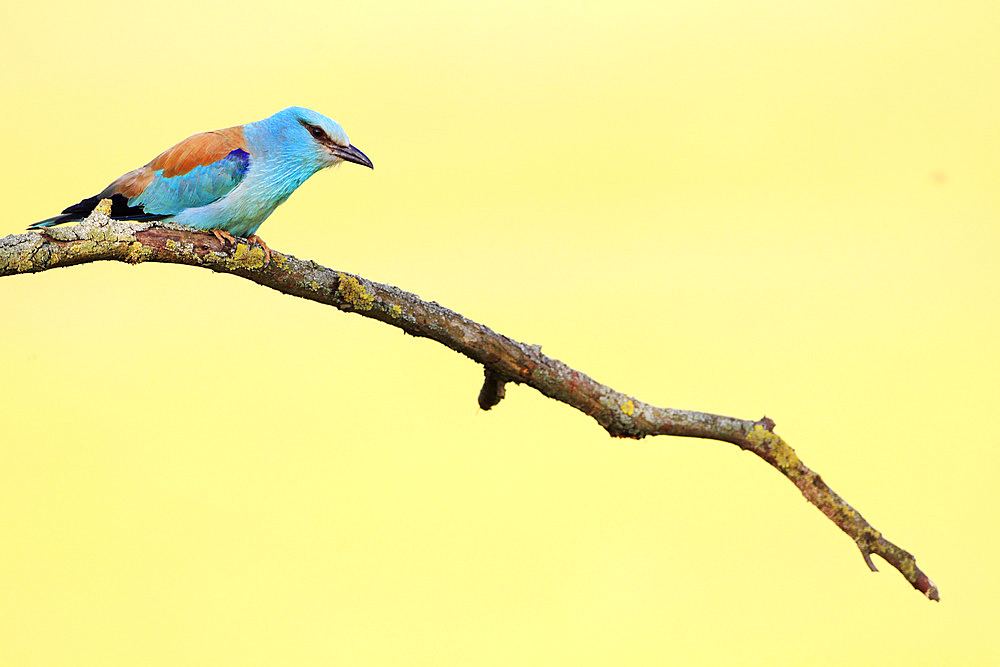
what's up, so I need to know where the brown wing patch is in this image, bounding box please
[111,166,155,198]
[146,125,247,178]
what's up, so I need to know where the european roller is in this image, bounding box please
[31,107,373,261]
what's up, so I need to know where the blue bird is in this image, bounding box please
[31,107,373,260]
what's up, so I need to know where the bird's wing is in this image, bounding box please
[123,127,250,215]
[30,127,250,228]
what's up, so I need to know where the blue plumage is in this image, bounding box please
[32,107,372,240]
[136,149,250,215]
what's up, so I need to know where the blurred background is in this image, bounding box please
[1,1,997,663]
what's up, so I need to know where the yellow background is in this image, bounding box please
[2,1,997,663]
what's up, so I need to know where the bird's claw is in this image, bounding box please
[209,229,270,267]
[247,234,272,267]
[210,229,238,247]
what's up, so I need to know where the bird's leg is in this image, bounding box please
[247,234,272,266]
[210,228,238,248]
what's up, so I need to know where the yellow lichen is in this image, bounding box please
[6,245,38,272]
[229,242,267,270]
[390,304,402,318]
[338,274,375,310]
[745,424,773,447]
[621,399,635,416]
[94,198,113,215]
[124,241,147,264]
[746,424,800,471]
[65,240,98,261]
[309,280,320,291]
[772,442,800,470]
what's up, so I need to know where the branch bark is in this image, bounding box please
[0,208,939,601]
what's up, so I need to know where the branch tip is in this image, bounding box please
[922,577,940,602]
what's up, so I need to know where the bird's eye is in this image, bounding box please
[308,125,326,140]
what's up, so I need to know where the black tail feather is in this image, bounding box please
[30,193,168,228]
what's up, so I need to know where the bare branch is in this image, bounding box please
[0,208,939,601]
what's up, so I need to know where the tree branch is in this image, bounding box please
[0,207,939,601]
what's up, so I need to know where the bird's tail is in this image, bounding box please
[30,214,78,228]
[29,193,167,229]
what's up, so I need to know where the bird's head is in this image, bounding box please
[271,106,373,171]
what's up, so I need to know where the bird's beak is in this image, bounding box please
[331,144,374,169]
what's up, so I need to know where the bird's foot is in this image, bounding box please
[210,228,238,247]
[208,229,270,267]
[247,234,271,266]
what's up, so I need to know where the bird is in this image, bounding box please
[30,106,373,262]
